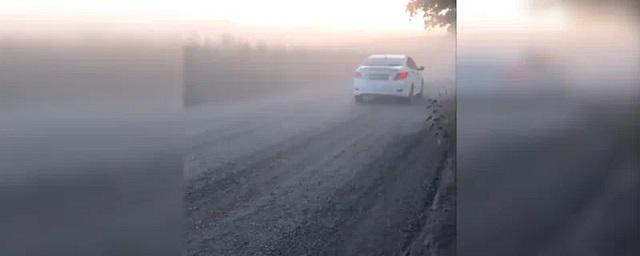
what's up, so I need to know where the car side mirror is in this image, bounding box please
[418,66,424,71]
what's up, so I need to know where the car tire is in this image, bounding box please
[405,85,414,104]
[417,81,424,97]
[354,95,364,103]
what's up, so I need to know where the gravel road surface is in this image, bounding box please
[185,86,455,256]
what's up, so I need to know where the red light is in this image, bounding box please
[354,72,362,78]
[395,71,409,80]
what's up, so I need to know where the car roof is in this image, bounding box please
[367,54,408,60]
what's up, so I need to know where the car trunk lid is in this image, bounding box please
[358,66,402,80]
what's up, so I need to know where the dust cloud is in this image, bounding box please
[0,18,454,255]
[183,27,455,105]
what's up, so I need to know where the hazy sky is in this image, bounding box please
[1,0,426,31]
[0,0,571,43]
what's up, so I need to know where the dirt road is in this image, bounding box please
[185,86,454,256]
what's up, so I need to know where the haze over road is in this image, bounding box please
[186,87,426,179]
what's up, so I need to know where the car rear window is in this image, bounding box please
[362,57,405,67]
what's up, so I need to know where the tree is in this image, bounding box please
[406,0,456,32]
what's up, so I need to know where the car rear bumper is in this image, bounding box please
[353,79,412,97]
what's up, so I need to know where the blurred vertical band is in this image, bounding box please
[457,0,639,255]
[0,25,183,255]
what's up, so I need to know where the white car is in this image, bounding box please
[353,54,424,103]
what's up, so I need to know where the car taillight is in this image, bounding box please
[395,71,409,80]
[354,72,362,78]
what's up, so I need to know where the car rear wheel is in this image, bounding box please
[417,81,424,97]
[405,85,414,104]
